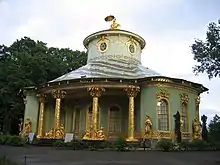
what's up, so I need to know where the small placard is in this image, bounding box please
[64,133,74,143]
[28,133,35,143]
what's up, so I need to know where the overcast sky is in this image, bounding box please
[0,0,219,122]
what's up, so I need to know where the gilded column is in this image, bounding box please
[195,96,200,119]
[87,87,105,139]
[124,85,140,141]
[52,90,66,129]
[36,94,46,138]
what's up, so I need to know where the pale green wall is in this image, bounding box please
[140,85,198,133]
[24,91,39,133]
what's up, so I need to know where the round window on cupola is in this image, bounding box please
[128,43,136,54]
[98,41,108,53]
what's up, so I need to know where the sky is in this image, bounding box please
[0,0,219,122]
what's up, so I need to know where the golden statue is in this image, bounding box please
[144,115,152,138]
[21,118,31,136]
[105,15,120,30]
[45,128,54,138]
[44,124,65,139]
[82,125,93,140]
[96,127,105,140]
[192,117,202,140]
[55,124,65,139]
[180,119,184,132]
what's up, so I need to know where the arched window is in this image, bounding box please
[157,99,169,131]
[181,103,188,132]
[108,105,121,133]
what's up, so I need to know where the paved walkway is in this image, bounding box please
[0,145,220,165]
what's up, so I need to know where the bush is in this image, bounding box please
[156,139,173,152]
[114,138,128,151]
[190,140,209,151]
[53,140,65,147]
[4,135,25,146]
[66,139,87,150]
[0,135,11,145]
[179,141,191,151]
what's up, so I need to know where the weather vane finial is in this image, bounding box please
[104,15,120,30]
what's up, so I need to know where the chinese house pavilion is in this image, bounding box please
[21,16,208,142]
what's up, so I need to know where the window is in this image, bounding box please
[181,103,188,132]
[108,106,121,133]
[157,99,169,131]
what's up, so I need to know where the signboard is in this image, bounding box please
[64,133,74,143]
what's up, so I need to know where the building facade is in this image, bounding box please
[22,16,208,141]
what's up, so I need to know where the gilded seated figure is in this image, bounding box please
[83,125,92,140]
[45,128,55,138]
[96,127,105,140]
[144,115,152,138]
[22,118,31,136]
[192,117,202,140]
[55,124,65,139]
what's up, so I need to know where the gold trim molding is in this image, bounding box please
[156,89,169,100]
[179,93,189,104]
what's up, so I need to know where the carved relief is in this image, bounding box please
[156,89,169,100]
[96,35,110,53]
[152,131,172,139]
[195,96,200,105]
[52,90,66,99]
[87,87,105,98]
[126,37,137,54]
[179,93,189,104]
[37,93,47,103]
[124,85,140,97]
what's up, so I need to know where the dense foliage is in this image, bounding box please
[191,19,220,79]
[208,114,220,142]
[0,37,87,134]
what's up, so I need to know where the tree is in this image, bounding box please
[0,37,87,134]
[208,114,220,142]
[191,19,220,79]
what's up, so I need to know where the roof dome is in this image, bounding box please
[50,16,161,83]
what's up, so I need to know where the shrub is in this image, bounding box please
[156,139,174,152]
[67,139,85,150]
[0,135,11,145]
[5,135,25,146]
[53,140,65,147]
[179,141,191,151]
[114,138,128,151]
[190,139,208,150]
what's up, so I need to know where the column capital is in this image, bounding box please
[124,85,140,97]
[52,90,66,99]
[87,87,105,97]
[37,93,47,103]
